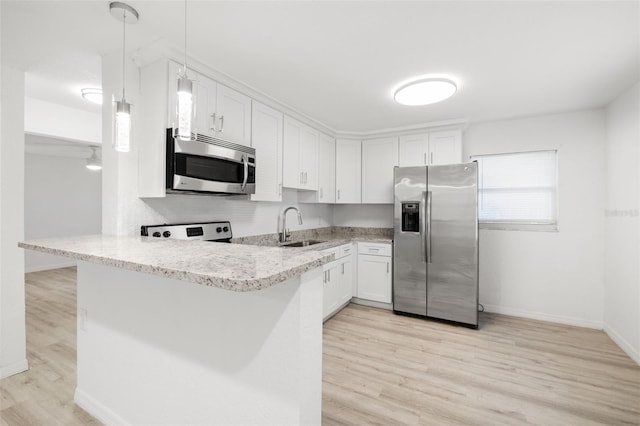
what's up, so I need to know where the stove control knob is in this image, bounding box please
[223,226,229,233]
[163,231,171,238]
[152,232,161,238]
[216,227,222,233]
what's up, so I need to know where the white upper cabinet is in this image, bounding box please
[335,139,362,204]
[428,130,462,165]
[361,137,399,204]
[250,101,283,202]
[317,133,336,203]
[167,61,251,145]
[283,116,318,191]
[215,83,252,146]
[399,133,428,166]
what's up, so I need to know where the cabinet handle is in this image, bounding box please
[278,183,282,197]
[342,263,345,274]
[430,152,434,164]
[387,262,390,273]
[337,189,341,200]
[210,113,217,131]
[219,115,225,133]
[319,187,323,199]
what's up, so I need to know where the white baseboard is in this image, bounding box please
[74,388,130,426]
[482,304,603,329]
[0,358,28,379]
[25,260,77,273]
[351,297,393,311]
[603,324,640,366]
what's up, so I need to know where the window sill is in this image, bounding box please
[479,223,558,232]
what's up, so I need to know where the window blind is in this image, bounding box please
[471,150,557,229]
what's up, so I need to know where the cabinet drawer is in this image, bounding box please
[339,244,353,258]
[321,247,340,260]
[357,242,391,256]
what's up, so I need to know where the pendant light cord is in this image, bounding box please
[183,0,188,75]
[122,9,127,101]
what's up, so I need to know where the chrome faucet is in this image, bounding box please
[280,206,303,243]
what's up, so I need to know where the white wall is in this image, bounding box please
[24,97,101,145]
[0,65,28,379]
[463,110,606,328]
[604,82,639,364]
[24,153,102,272]
[333,204,393,228]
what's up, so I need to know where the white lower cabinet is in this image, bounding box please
[356,242,392,304]
[322,245,354,321]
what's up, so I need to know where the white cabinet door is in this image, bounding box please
[399,133,428,166]
[338,257,353,307]
[215,83,252,145]
[283,116,303,189]
[250,101,283,202]
[357,254,392,303]
[362,137,399,204]
[428,130,462,165]
[193,71,217,139]
[300,126,318,190]
[317,133,336,203]
[335,139,361,204]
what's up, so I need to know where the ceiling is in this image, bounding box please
[2,1,638,133]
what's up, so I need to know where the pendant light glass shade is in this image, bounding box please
[176,73,196,140]
[113,99,132,152]
[109,2,138,152]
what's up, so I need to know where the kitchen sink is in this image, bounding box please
[280,240,326,248]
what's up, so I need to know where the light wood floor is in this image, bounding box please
[1,267,639,425]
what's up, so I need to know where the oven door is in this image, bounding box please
[169,138,256,194]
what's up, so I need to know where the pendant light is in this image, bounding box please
[109,2,139,152]
[86,147,102,171]
[176,0,196,141]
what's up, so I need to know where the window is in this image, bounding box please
[470,150,558,231]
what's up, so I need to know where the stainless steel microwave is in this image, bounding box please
[166,129,256,195]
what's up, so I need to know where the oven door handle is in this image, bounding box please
[241,154,249,191]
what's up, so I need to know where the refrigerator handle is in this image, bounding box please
[420,191,426,262]
[426,191,432,264]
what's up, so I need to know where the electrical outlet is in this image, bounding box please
[79,308,88,331]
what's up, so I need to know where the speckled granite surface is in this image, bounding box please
[232,226,393,248]
[19,235,334,292]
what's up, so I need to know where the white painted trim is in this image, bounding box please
[351,298,393,310]
[604,324,640,366]
[25,260,77,273]
[482,304,603,329]
[74,388,130,426]
[0,358,28,379]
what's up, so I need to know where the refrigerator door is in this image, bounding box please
[393,166,428,316]
[426,163,478,326]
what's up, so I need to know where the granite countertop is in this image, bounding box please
[19,235,334,292]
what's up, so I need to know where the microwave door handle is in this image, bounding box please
[241,155,249,191]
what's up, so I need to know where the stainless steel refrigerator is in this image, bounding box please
[393,163,479,328]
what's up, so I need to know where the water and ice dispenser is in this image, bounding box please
[401,202,420,232]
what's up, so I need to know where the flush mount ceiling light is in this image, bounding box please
[86,147,102,171]
[110,1,139,153]
[393,78,457,106]
[81,88,103,105]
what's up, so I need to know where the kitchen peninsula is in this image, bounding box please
[19,235,334,425]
